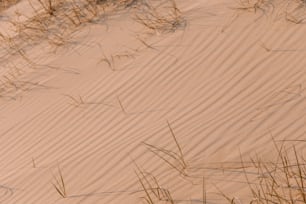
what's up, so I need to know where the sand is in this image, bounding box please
[0,0,305,203]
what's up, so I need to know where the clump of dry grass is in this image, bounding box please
[36,0,58,16]
[139,131,306,204]
[216,141,306,204]
[135,164,175,204]
[9,0,101,47]
[231,0,306,24]
[135,0,186,34]
[0,0,20,11]
[282,1,306,24]
[245,145,306,203]
[0,0,184,72]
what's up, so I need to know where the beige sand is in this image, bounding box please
[0,0,305,203]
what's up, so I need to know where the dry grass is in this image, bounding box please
[0,0,19,11]
[244,145,306,203]
[135,0,186,34]
[143,120,188,177]
[138,132,306,204]
[232,0,274,13]
[65,94,86,107]
[0,0,185,76]
[135,164,175,204]
[214,141,306,204]
[51,165,67,198]
[64,94,116,108]
[231,0,306,24]
[9,0,101,47]
[98,51,136,71]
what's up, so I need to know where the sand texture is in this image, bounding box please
[0,0,305,203]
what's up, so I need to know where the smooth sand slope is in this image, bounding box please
[0,0,305,203]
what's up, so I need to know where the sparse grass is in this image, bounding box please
[98,53,115,71]
[138,132,306,204]
[4,1,306,203]
[216,142,306,203]
[51,165,67,198]
[64,94,117,109]
[4,0,114,55]
[98,51,137,71]
[0,0,19,11]
[65,94,85,107]
[285,11,304,24]
[135,164,175,204]
[230,0,306,24]
[232,0,274,13]
[0,0,184,93]
[143,120,188,177]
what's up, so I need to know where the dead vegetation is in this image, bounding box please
[9,0,103,48]
[51,164,67,198]
[0,0,19,11]
[143,121,188,177]
[232,0,274,14]
[234,142,306,204]
[0,0,185,101]
[2,0,185,53]
[134,0,186,34]
[135,164,175,204]
[64,94,117,108]
[231,0,306,24]
[283,1,306,24]
[137,127,306,204]
[198,140,306,204]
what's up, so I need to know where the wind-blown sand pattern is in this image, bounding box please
[0,0,306,203]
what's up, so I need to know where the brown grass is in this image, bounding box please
[138,131,306,204]
[143,120,188,177]
[216,141,306,203]
[134,0,186,34]
[230,0,306,24]
[0,0,20,11]
[51,165,67,198]
[232,0,274,13]
[135,164,175,204]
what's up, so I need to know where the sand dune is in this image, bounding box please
[0,0,305,203]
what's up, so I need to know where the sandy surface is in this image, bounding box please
[0,0,305,203]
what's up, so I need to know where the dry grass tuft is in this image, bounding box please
[0,0,19,11]
[135,164,175,204]
[218,141,306,203]
[135,0,186,34]
[245,145,306,203]
[9,0,101,47]
[231,0,306,24]
[138,133,306,204]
